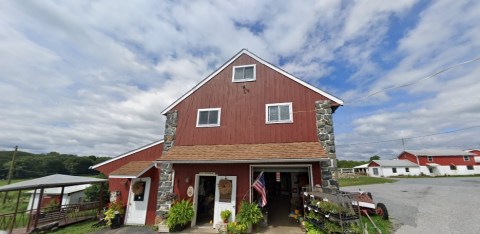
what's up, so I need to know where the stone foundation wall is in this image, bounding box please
[315,100,339,189]
[156,110,177,222]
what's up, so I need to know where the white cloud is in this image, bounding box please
[0,0,478,161]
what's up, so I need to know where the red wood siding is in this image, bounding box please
[171,54,335,146]
[172,163,321,213]
[398,152,418,164]
[106,168,159,225]
[417,155,475,166]
[94,143,163,225]
[95,143,163,176]
[368,161,380,167]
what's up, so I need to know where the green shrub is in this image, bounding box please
[236,201,263,227]
[166,199,194,231]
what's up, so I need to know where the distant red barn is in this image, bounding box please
[397,150,478,176]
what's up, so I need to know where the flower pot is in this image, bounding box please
[110,213,122,229]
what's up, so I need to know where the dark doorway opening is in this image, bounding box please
[253,171,309,227]
[196,176,216,225]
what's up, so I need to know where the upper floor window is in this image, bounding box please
[266,102,293,124]
[463,156,470,161]
[232,64,256,82]
[196,108,221,127]
[427,156,433,162]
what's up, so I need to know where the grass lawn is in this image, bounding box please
[339,176,396,187]
[0,179,31,214]
[49,220,107,234]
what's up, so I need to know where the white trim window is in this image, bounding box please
[463,156,470,161]
[266,102,293,124]
[232,64,256,82]
[196,108,221,127]
[427,156,433,162]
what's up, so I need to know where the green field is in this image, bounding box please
[339,176,396,187]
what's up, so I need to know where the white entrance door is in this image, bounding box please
[125,177,151,225]
[213,176,237,227]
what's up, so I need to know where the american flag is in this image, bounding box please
[252,171,267,207]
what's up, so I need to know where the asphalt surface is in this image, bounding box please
[342,177,480,234]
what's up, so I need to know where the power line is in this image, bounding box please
[287,56,480,117]
[343,56,480,104]
[336,125,480,147]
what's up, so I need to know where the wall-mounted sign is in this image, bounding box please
[199,172,216,175]
[187,186,194,197]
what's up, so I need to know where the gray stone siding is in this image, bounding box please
[156,110,177,220]
[315,100,339,189]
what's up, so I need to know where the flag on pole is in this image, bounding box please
[252,171,267,207]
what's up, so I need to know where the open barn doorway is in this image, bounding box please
[250,165,312,228]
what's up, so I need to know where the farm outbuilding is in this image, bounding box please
[367,160,420,177]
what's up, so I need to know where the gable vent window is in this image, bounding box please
[196,108,221,127]
[266,102,293,124]
[232,64,256,82]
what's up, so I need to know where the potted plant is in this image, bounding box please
[166,199,195,232]
[221,210,232,223]
[104,201,125,229]
[236,202,263,233]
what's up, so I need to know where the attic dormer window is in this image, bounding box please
[232,64,256,82]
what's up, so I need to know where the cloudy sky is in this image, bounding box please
[0,0,479,160]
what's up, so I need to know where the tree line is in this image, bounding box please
[0,150,110,179]
[337,155,381,168]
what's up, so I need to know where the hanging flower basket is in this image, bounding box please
[218,179,232,195]
[132,181,145,195]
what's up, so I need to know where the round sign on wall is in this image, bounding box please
[187,186,194,197]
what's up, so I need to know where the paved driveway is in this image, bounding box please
[342,177,480,234]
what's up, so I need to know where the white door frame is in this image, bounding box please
[249,164,313,202]
[124,177,151,225]
[191,173,217,227]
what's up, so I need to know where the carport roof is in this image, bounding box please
[0,174,107,192]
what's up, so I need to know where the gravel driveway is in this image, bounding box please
[342,177,480,234]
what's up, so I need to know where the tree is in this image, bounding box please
[84,174,109,204]
[369,155,381,161]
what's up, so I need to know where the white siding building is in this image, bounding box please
[367,160,421,177]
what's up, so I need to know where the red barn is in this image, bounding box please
[397,150,479,176]
[156,49,343,228]
[92,49,344,229]
[91,140,164,225]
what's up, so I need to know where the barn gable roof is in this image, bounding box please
[404,150,475,157]
[90,139,164,169]
[161,49,343,115]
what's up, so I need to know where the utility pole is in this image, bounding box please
[3,146,18,204]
